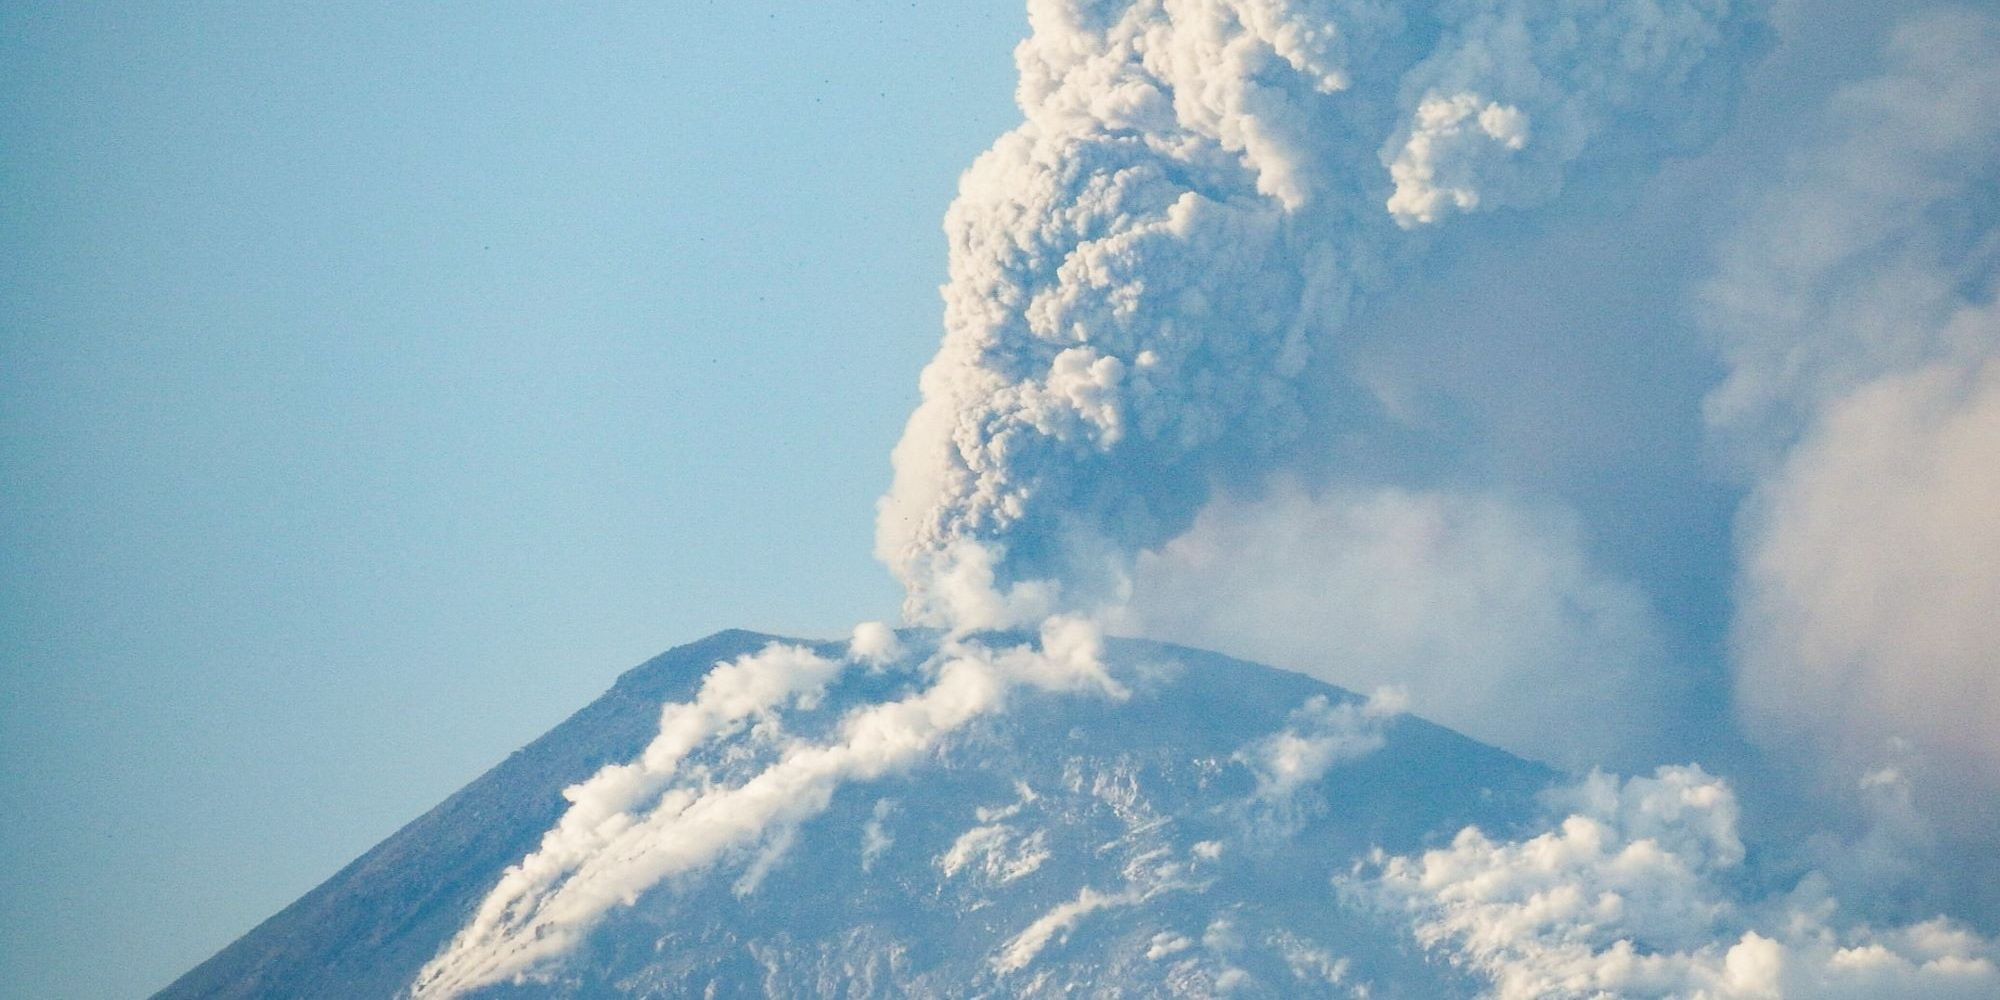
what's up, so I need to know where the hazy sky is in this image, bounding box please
[5,1,1998,998]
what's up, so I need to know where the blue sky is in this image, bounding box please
[1,5,1022,996]
[6,1,2000,997]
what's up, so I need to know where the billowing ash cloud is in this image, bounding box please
[878,0,1758,625]
[1701,8,2000,864]
[413,620,1124,997]
[1351,767,2000,999]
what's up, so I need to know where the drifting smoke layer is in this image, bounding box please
[412,620,1124,997]
[1353,767,2000,999]
[878,0,1756,624]
[1120,485,1680,771]
[1702,10,2000,852]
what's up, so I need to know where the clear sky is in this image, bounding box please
[1,5,1022,996]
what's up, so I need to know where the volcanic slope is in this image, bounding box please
[156,629,1555,998]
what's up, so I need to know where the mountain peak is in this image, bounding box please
[157,631,1548,999]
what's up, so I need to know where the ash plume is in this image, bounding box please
[878,0,1757,625]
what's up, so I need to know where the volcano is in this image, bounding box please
[155,629,1556,998]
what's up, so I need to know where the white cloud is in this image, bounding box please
[1353,766,2000,999]
[848,621,904,667]
[1236,689,1401,800]
[1121,484,1681,770]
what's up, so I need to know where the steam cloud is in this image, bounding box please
[1237,686,1404,800]
[1352,767,2000,999]
[1702,8,2000,866]
[877,0,1755,625]
[1119,485,1682,771]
